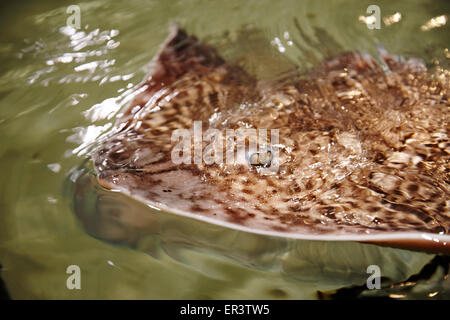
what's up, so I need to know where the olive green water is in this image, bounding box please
[0,0,449,299]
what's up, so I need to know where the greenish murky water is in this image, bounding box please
[0,0,449,299]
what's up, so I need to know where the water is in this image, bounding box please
[0,0,448,299]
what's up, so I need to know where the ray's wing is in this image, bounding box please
[94,24,255,172]
[92,25,273,230]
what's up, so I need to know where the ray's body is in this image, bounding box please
[92,25,449,251]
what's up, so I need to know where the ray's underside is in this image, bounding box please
[92,25,450,252]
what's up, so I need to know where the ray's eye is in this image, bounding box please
[247,149,273,167]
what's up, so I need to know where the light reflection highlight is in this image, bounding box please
[68,123,112,156]
[421,15,447,31]
[383,12,402,26]
[358,15,377,26]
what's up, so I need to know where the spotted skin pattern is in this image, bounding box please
[94,25,449,241]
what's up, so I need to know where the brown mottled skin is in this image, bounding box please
[93,25,450,247]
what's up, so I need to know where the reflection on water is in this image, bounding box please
[0,0,448,299]
[421,15,448,31]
